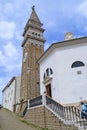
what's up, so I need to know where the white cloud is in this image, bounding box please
[0,51,6,65]
[4,42,18,57]
[15,31,23,41]
[0,21,16,39]
[0,42,22,72]
[77,0,87,18]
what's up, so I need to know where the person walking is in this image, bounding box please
[81,102,87,119]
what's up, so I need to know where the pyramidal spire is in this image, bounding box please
[29,5,43,26]
[22,5,45,45]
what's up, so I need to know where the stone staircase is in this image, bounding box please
[25,95,87,130]
[45,96,87,130]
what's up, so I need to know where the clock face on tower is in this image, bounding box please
[23,52,28,62]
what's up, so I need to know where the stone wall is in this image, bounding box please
[20,42,44,101]
[25,106,78,130]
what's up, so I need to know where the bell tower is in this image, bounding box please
[20,6,45,101]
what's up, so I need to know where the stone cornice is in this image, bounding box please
[21,35,46,47]
[23,23,45,36]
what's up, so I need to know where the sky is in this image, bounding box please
[0,0,87,104]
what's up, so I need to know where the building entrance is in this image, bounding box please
[46,84,52,97]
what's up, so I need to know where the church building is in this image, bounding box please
[39,35,87,105]
[20,6,87,106]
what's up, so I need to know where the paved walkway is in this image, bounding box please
[0,108,36,130]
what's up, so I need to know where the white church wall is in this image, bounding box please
[40,41,87,105]
[40,50,61,102]
[55,42,87,104]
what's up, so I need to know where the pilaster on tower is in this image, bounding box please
[20,6,45,101]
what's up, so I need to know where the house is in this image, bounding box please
[2,76,21,111]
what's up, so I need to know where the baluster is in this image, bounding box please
[71,106,74,121]
[72,106,75,122]
[65,107,69,121]
[65,107,68,121]
[75,107,78,123]
[68,107,71,120]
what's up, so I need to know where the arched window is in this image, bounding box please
[44,73,45,79]
[71,61,85,68]
[50,68,53,74]
[43,68,53,79]
[46,68,49,76]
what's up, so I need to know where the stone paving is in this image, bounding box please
[0,108,37,130]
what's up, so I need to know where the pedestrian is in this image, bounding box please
[81,102,87,119]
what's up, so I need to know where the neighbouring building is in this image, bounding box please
[2,76,21,111]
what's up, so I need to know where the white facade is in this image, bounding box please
[2,76,21,111]
[39,37,87,105]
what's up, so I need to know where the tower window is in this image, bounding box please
[71,61,85,68]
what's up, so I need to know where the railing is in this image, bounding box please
[29,95,42,108]
[28,95,87,129]
[46,95,66,120]
[67,106,87,128]
[46,95,87,129]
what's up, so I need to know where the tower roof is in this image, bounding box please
[29,6,43,26]
[23,6,44,37]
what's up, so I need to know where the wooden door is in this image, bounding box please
[46,84,52,97]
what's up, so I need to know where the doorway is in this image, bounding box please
[45,84,52,97]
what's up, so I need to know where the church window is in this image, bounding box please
[71,61,85,68]
[46,68,49,76]
[43,68,53,79]
[44,73,46,79]
[50,68,53,74]
[38,34,40,37]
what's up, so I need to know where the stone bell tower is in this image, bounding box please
[20,6,45,101]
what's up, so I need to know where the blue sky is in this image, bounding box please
[0,0,87,103]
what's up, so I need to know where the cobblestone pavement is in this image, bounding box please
[0,108,36,130]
